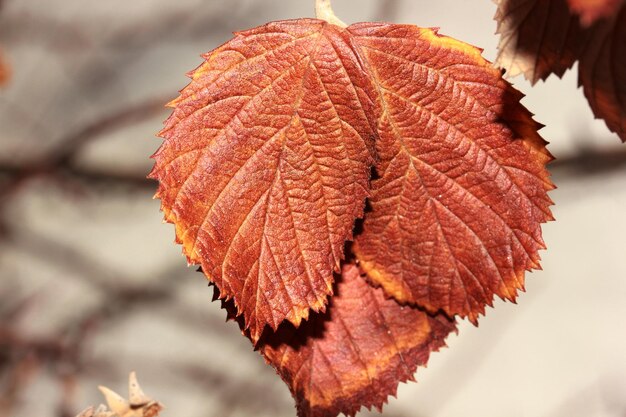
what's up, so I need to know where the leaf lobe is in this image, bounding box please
[350,23,554,322]
[150,19,378,342]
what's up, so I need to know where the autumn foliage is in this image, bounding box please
[149,13,556,417]
[495,0,626,141]
[216,264,455,417]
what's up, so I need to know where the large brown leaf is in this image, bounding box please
[150,20,377,342]
[350,23,554,322]
[153,15,555,416]
[152,18,553,339]
[495,0,626,141]
[226,264,456,417]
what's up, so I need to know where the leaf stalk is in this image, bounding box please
[315,0,347,27]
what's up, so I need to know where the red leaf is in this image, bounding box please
[350,23,554,322]
[150,20,377,342]
[154,15,555,416]
[495,0,584,82]
[153,18,553,340]
[495,0,626,141]
[254,264,455,417]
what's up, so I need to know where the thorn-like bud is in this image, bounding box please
[128,371,152,407]
[98,385,130,415]
[76,374,162,417]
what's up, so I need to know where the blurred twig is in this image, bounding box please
[0,96,167,203]
[0,228,189,416]
[3,136,625,204]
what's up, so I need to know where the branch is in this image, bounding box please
[0,96,167,201]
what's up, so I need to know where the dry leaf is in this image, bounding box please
[150,20,377,342]
[351,23,553,323]
[152,17,554,415]
[221,263,455,417]
[152,18,552,335]
[495,0,626,141]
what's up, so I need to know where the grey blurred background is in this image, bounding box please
[0,0,625,416]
